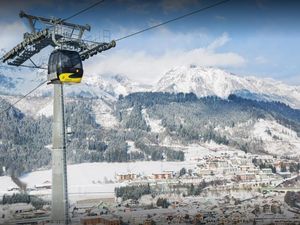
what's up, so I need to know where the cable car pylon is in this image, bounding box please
[2,8,116,224]
[52,83,68,224]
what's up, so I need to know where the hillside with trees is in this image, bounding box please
[0,92,300,175]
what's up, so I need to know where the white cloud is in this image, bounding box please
[84,33,246,84]
[0,21,27,51]
[207,32,230,50]
[111,24,210,50]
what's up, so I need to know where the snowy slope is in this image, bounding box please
[141,109,165,133]
[0,95,53,118]
[84,73,150,97]
[90,98,119,128]
[252,119,300,156]
[0,70,148,119]
[218,118,300,156]
[154,65,300,109]
[0,176,19,195]
[16,161,196,201]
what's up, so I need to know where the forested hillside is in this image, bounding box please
[1,92,299,175]
[0,100,51,175]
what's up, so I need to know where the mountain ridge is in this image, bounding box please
[154,65,300,109]
[0,65,299,110]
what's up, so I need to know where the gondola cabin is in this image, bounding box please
[48,49,83,84]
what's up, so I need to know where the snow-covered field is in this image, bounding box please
[0,176,19,195]
[20,161,196,185]
[0,161,198,202]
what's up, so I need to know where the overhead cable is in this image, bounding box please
[115,0,230,42]
[0,80,47,115]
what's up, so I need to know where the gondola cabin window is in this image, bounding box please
[48,50,83,84]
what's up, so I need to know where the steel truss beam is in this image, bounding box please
[2,11,115,67]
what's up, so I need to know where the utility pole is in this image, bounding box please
[52,84,68,224]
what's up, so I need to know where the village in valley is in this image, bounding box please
[0,145,300,225]
[0,0,300,225]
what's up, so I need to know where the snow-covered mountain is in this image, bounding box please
[1,64,300,109]
[154,65,300,109]
[0,64,46,96]
[80,73,151,98]
[0,65,150,99]
[0,69,151,120]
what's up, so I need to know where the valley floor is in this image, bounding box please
[0,144,300,224]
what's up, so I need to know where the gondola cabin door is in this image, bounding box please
[48,50,83,84]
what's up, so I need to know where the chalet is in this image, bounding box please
[152,171,173,180]
[237,173,256,182]
[116,173,137,182]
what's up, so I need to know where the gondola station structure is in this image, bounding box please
[2,10,116,224]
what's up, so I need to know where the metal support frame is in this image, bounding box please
[19,11,91,33]
[52,84,69,224]
[2,11,116,225]
[2,11,116,67]
[80,40,116,61]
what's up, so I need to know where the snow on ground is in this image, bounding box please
[154,65,300,109]
[183,142,246,161]
[91,99,118,128]
[219,118,300,157]
[142,109,165,133]
[20,161,196,186]
[127,141,142,154]
[252,119,300,156]
[0,176,19,195]
[0,95,53,118]
[252,119,298,141]
[202,141,245,154]
[36,101,53,117]
[150,140,245,161]
[13,161,197,202]
[181,144,212,161]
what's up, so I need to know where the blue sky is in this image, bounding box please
[0,0,299,84]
